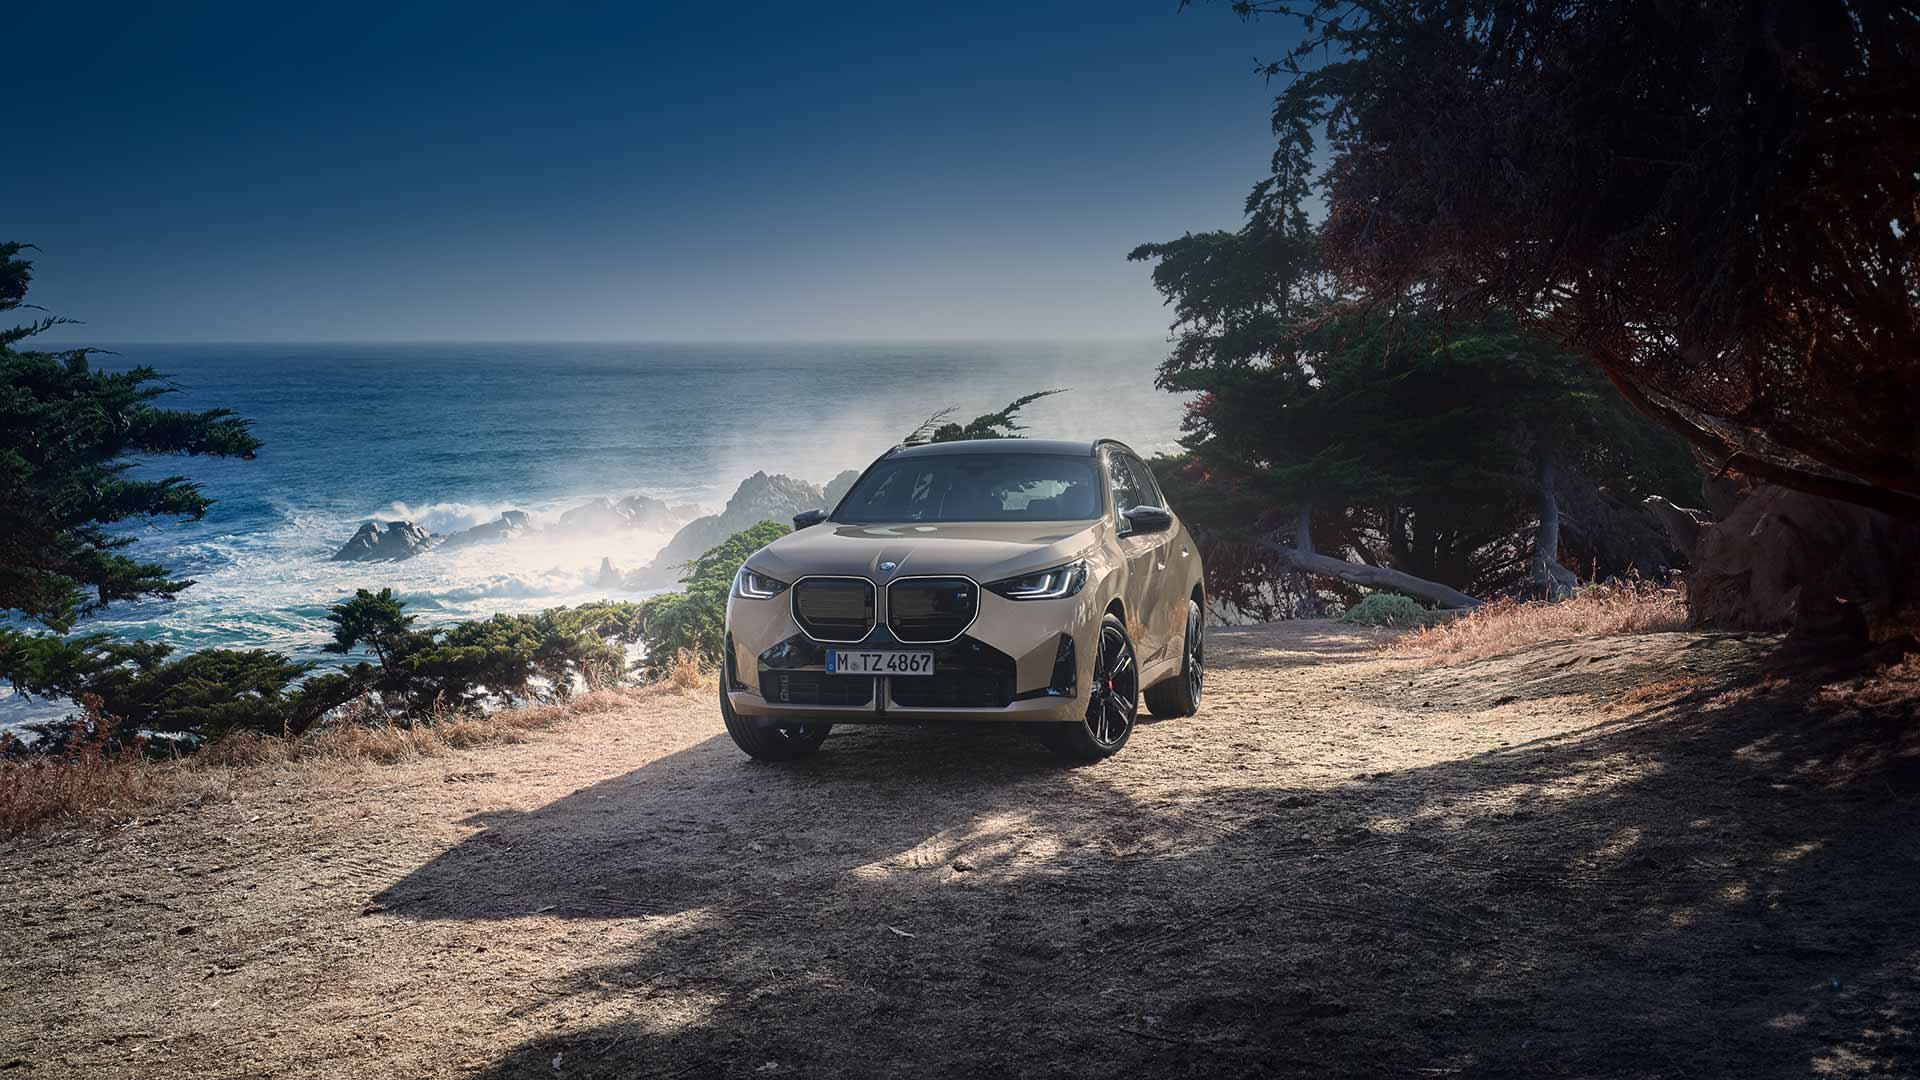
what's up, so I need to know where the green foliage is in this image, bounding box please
[2,243,262,633]
[1340,593,1435,629]
[636,520,790,680]
[1131,214,1698,598]
[2,627,336,750]
[10,595,650,752]
[902,389,1067,446]
[324,587,417,666]
[1234,0,1920,514]
[0,243,301,752]
[318,592,649,718]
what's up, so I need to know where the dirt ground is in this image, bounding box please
[4,621,1918,1079]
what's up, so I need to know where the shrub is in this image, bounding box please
[636,520,789,681]
[13,594,651,753]
[323,589,647,719]
[1340,593,1436,629]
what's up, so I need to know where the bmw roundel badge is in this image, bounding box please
[879,561,897,572]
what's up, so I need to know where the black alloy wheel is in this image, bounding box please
[1040,613,1138,762]
[1147,598,1204,719]
[1087,619,1139,745]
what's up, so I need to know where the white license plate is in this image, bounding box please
[826,650,935,676]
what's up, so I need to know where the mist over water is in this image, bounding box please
[2,341,1186,725]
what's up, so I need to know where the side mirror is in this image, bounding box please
[792,508,829,531]
[1121,505,1173,535]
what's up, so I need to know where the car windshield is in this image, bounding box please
[833,453,1103,524]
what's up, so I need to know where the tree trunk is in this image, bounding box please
[1293,506,1322,617]
[1267,505,1480,610]
[1531,453,1578,599]
[1595,359,1920,519]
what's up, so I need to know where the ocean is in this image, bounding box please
[3,341,1187,726]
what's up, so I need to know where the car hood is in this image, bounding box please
[748,519,1106,585]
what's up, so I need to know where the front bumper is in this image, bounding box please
[724,584,1101,724]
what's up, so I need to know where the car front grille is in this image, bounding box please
[888,671,1014,709]
[886,578,978,642]
[888,637,1015,708]
[791,577,875,641]
[761,670,875,707]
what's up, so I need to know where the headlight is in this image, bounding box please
[986,559,1088,600]
[733,565,789,599]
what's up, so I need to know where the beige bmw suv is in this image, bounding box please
[720,438,1204,763]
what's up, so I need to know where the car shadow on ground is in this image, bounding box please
[376,643,1920,1079]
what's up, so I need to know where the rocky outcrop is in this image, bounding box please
[1688,484,1920,639]
[328,492,702,566]
[631,471,826,586]
[822,469,861,510]
[557,494,691,533]
[593,557,624,590]
[331,520,437,562]
[557,498,627,533]
[438,510,532,551]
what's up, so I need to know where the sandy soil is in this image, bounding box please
[3,621,1917,1079]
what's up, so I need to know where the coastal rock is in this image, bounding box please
[558,494,693,533]
[438,510,532,551]
[558,497,631,533]
[615,493,689,532]
[594,557,624,590]
[822,469,861,509]
[631,471,826,586]
[727,471,826,523]
[331,520,436,562]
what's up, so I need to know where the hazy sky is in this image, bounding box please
[11,2,1301,343]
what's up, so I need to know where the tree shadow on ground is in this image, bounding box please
[378,637,1920,1079]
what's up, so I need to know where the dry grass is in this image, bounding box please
[1387,580,1690,666]
[661,648,708,692]
[0,738,180,839]
[1,675,712,838]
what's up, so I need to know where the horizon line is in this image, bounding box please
[35,335,1171,348]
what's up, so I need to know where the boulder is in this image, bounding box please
[438,510,532,551]
[631,471,826,586]
[1688,484,1920,639]
[331,520,437,562]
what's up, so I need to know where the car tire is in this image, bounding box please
[720,680,832,761]
[1145,598,1204,719]
[1040,613,1139,763]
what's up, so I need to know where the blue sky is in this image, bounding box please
[10,2,1301,342]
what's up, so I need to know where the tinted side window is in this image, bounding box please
[1124,454,1166,508]
[1107,452,1144,517]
